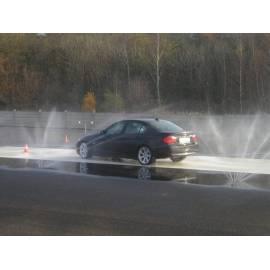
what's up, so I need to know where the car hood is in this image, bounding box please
[76,132,101,147]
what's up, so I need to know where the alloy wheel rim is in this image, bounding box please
[138,146,151,164]
[80,143,88,158]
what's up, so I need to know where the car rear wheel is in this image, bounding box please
[79,142,90,159]
[170,156,186,162]
[137,146,154,165]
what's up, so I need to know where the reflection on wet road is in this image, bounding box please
[1,157,270,191]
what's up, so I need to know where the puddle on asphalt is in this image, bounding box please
[0,157,269,191]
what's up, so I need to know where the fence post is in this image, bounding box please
[64,110,68,129]
[83,112,87,134]
[39,109,42,128]
[91,111,96,129]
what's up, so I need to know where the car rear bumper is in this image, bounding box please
[154,143,199,158]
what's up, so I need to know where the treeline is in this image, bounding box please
[0,33,270,113]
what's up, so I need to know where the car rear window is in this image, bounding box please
[150,120,184,133]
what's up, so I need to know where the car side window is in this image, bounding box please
[139,125,147,134]
[106,122,125,136]
[124,122,147,135]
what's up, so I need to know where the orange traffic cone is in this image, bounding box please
[65,135,70,144]
[23,144,30,153]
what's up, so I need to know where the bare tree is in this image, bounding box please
[239,34,243,113]
[156,33,161,107]
[222,43,227,112]
[123,42,131,94]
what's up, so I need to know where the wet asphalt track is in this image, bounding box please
[1,168,270,235]
[1,146,270,235]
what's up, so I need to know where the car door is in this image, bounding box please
[120,121,148,158]
[94,121,126,157]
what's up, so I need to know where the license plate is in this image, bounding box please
[179,137,190,144]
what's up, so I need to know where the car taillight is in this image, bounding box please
[191,134,198,143]
[163,135,177,145]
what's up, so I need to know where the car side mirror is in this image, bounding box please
[100,129,106,134]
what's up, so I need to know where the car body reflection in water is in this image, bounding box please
[1,157,270,191]
[73,162,268,190]
[77,162,197,182]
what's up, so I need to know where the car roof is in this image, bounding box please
[122,118,166,124]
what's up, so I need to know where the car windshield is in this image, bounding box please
[150,120,184,133]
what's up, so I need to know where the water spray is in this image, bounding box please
[65,135,70,144]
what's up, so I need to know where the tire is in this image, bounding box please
[170,156,186,162]
[137,146,155,165]
[79,142,91,159]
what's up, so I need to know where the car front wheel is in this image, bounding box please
[137,146,155,165]
[79,142,90,159]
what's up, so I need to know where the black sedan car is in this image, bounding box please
[76,118,199,165]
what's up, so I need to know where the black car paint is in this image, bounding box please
[76,119,199,160]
